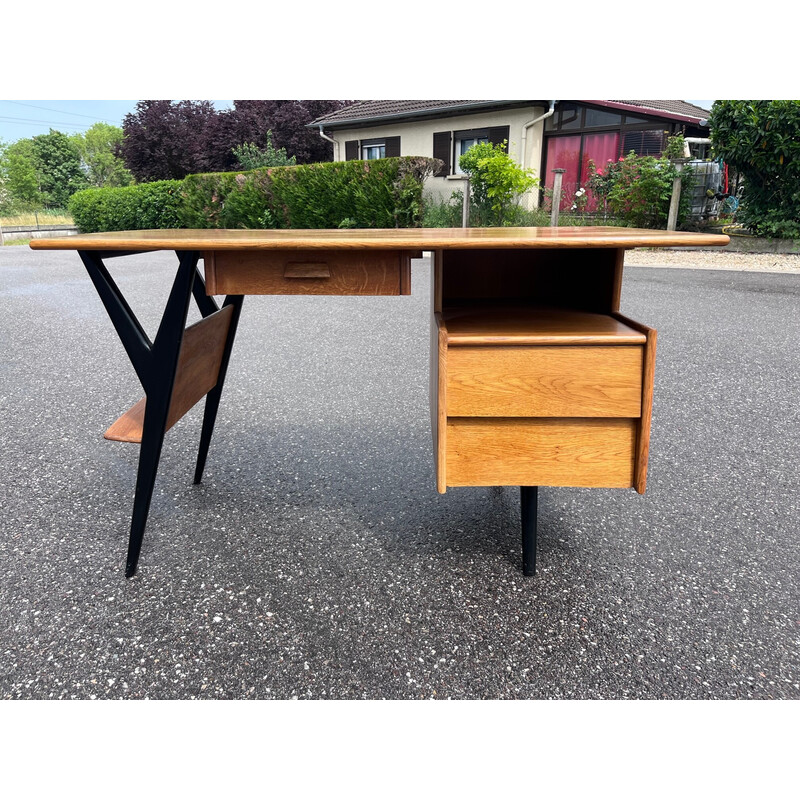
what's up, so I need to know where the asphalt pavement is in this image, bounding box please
[1,247,798,699]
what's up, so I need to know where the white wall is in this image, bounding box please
[325,105,548,207]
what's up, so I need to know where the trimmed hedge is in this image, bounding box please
[181,157,441,229]
[67,157,441,233]
[69,180,184,233]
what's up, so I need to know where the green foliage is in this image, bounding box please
[31,130,88,207]
[709,100,800,238]
[663,133,687,161]
[458,141,538,226]
[586,152,693,228]
[181,156,439,230]
[68,180,184,232]
[422,191,464,227]
[71,123,134,188]
[0,138,45,211]
[232,131,297,170]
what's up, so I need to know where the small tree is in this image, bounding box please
[709,100,800,238]
[72,123,133,188]
[458,141,538,226]
[0,138,46,210]
[232,131,297,170]
[31,130,88,207]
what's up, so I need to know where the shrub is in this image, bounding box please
[709,100,800,238]
[586,152,693,229]
[181,156,441,230]
[68,180,184,232]
[458,141,538,226]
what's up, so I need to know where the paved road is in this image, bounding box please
[1,248,798,699]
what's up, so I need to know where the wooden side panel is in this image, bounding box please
[208,250,405,296]
[447,345,643,418]
[430,313,448,493]
[612,312,656,493]
[446,417,636,488]
[104,306,234,443]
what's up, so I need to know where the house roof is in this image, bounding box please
[311,99,710,128]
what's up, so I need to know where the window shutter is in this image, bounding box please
[345,140,360,160]
[433,131,451,176]
[488,126,510,149]
[385,136,401,158]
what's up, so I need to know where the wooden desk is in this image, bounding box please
[30,227,729,577]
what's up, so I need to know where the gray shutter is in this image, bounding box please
[345,140,360,160]
[433,131,451,176]
[488,126,510,149]
[385,136,401,158]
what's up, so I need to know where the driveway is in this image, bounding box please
[1,247,798,699]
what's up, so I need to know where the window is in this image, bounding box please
[454,129,489,174]
[344,136,401,160]
[432,126,510,177]
[362,140,385,160]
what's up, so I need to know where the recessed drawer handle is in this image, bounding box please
[284,262,331,279]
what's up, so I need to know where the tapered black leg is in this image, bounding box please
[194,294,245,485]
[520,485,538,576]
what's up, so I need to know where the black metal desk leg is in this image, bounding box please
[520,485,539,576]
[194,293,245,485]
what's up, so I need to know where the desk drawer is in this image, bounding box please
[204,250,411,296]
[446,417,636,488]
[446,345,643,418]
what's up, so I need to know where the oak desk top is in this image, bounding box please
[29,226,731,252]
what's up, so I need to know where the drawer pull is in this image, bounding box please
[284,262,330,279]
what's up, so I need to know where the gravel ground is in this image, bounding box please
[626,248,800,273]
[1,248,798,700]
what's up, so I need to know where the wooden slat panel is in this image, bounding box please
[104,306,234,443]
[209,250,404,295]
[447,345,643,418]
[446,417,636,488]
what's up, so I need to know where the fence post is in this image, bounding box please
[461,178,470,228]
[550,169,566,227]
[667,159,689,231]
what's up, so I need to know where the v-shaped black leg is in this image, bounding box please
[80,249,243,577]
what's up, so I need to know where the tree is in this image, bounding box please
[72,123,133,188]
[0,138,46,210]
[232,131,297,170]
[31,130,88,207]
[121,100,220,181]
[458,141,538,226]
[228,100,351,164]
[709,100,800,238]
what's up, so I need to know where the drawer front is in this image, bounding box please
[446,417,636,488]
[446,345,643,418]
[204,250,410,296]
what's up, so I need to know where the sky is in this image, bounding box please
[0,100,233,144]
[0,99,716,145]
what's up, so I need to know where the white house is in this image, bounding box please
[310,100,711,207]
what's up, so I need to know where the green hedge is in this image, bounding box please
[181,157,441,229]
[69,180,184,233]
[67,157,441,233]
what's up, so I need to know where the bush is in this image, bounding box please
[709,100,800,238]
[181,156,441,230]
[586,151,693,229]
[458,141,538,226]
[68,180,184,232]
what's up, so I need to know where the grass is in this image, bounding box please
[0,210,74,227]
[1,237,31,246]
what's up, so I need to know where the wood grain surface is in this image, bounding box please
[104,306,234,442]
[29,226,730,252]
[204,250,410,295]
[446,345,643,418]
[445,417,636,488]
